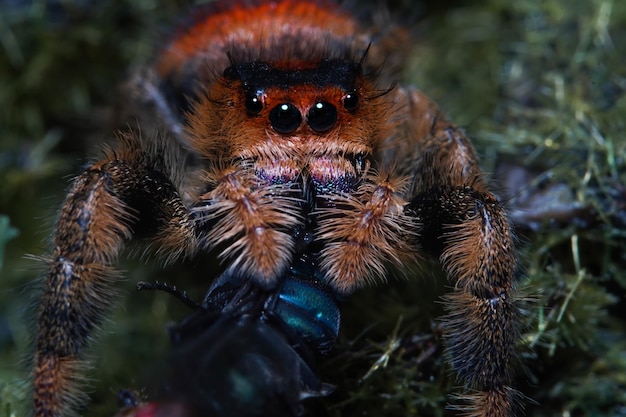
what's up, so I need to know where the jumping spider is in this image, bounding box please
[32,1,521,416]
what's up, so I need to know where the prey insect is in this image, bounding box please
[114,256,339,417]
[32,1,522,416]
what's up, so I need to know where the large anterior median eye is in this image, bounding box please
[307,101,337,133]
[269,103,302,134]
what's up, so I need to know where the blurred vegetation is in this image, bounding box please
[1,0,625,417]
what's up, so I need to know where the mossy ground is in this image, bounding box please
[1,1,625,416]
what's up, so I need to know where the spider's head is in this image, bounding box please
[151,0,398,164]
[185,57,391,162]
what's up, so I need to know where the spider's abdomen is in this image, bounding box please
[156,0,361,79]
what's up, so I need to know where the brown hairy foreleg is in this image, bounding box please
[401,89,520,417]
[32,136,197,417]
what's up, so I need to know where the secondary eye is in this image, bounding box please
[307,101,337,133]
[245,91,264,115]
[342,91,359,111]
[269,103,302,134]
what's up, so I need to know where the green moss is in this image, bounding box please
[396,0,626,416]
[1,1,625,416]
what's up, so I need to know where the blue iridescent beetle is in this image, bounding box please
[124,252,340,417]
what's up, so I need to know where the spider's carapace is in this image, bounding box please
[32,1,522,416]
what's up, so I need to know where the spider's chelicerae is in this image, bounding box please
[32,1,522,416]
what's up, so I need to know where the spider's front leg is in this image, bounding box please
[32,135,198,417]
[397,88,520,416]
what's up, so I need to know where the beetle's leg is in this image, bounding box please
[393,87,520,417]
[32,135,198,417]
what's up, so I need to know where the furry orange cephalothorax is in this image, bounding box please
[32,1,522,417]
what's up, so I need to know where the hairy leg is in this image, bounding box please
[33,135,197,417]
[395,87,521,416]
